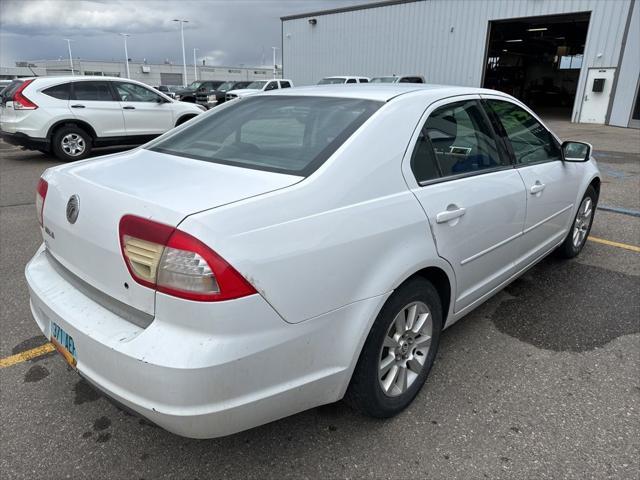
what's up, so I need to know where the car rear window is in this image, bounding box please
[1,80,23,104]
[147,96,382,176]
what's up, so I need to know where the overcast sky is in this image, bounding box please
[0,0,370,67]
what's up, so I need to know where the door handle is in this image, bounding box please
[530,182,546,194]
[436,206,466,224]
[71,104,85,108]
[123,106,136,110]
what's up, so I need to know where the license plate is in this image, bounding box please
[50,322,77,368]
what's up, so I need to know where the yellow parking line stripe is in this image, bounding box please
[588,236,640,253]
[0,343,55,368]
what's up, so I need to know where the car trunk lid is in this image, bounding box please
[41,148,301,316]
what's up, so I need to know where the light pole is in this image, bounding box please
[64,39,75,76]
[120,33,130,79]
[272,46,278,78]
[193,48,198,82]
[173,19,189,87]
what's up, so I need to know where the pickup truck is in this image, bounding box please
[225,79,293,101]
[196,81,252,109]
[174,80,224,103]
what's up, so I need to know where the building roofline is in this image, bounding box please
[280,0,423,21]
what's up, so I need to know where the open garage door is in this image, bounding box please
[483,12,590,120]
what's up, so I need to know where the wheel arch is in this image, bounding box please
[175,114,197,127]
[47,119,97,142]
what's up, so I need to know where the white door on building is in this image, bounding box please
[579,68,616,124]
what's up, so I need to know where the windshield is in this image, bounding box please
[217,82,234,91]
[147,96,382,176]
[245,81,267,90]
[318,78,346,85]
[187,81,203,89]
[370,77,397,83]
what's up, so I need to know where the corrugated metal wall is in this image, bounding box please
[609,0,639,127]
[282,0,633,123]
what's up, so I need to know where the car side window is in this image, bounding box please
[280,81,291,88]
[265,81,278,91]
[411,100,507,183]
[72,81,115,101]
[486,99,561,165]
[359,79,368,83]
[43,83,71,100]
[346,79,357,84]
[114,82,164,102]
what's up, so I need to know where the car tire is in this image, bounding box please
[345,277,442,418]
[52,125,92,162]
[557,185,597,259]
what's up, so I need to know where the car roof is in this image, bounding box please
[263,84,510,102]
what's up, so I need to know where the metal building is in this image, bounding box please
[281,0,640,127]
[1,59,280,86]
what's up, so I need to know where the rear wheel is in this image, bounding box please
[52,125,92,162]
[345,277,442,418]
[557,185,597,258]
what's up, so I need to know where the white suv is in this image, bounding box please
[225,79,293,102]
[0,77,204,161]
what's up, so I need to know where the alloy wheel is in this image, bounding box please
[378,301,433,397]
[573,196,593,248]
[61,133,86,157]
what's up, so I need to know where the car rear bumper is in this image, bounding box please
[25,245,379,438]
[0,130,49,151]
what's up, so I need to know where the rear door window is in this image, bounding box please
[280,81,292,88]
[72,81,115,101]
[43,83,71,100]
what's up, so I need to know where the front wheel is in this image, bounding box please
[345,277,442,418]
[557,185,597,258]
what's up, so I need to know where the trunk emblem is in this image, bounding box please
[66,195,80,224]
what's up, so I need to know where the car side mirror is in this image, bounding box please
[562,141,591,162]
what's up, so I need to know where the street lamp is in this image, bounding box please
[271,46,278,78]
[193,47,198,82]
[64,39,75,76]
[120,33,130,79]
[173,19,189,87]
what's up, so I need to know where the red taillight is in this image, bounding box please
[13,79,38,110]
[118,215,256,302]
[36,178,48,227]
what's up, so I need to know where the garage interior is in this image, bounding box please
[483,12,591,119]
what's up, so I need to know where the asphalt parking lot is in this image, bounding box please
[0,127,638,479]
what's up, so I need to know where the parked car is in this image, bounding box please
[174,80,224,103]
[225,79,293,101]
[196,81,252,109]
[155,85,176,99]
[0,77,204,161]
[370,75,425,83]
[317,76,370,84]
[26,84,599,438]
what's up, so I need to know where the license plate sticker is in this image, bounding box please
[50,322,77,368]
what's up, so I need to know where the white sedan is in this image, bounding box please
[26,84,600,438]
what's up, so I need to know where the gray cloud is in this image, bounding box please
[0,0,370,66]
